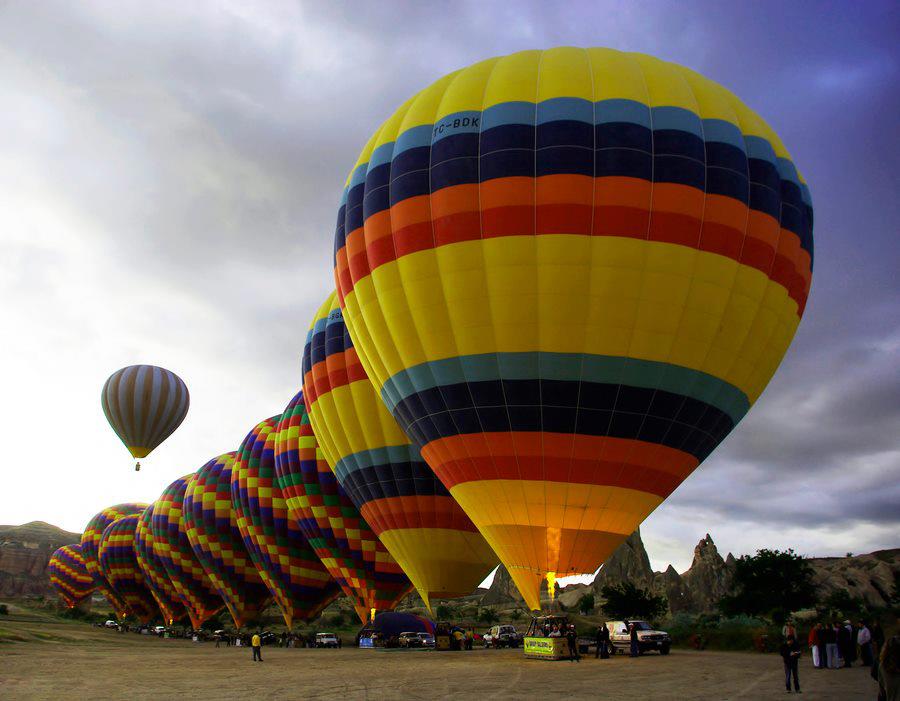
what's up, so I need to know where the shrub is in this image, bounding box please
[0,604,8,615]
[601,582,668,620]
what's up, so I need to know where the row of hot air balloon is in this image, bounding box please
[53,47,814,622]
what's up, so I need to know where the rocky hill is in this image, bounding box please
[0,521,82,598]
[482,529,900,614]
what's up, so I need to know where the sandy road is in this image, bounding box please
[0,619,879,700]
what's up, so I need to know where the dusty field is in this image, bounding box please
[0,605,880,700]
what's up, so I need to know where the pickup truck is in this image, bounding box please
[483,625,522,648]
[607,620,671,655]
[315,632,340,648]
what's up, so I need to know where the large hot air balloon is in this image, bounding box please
[151,475,223,629]
[273,393,412,623]
[303,291,498,610]
[184,452,272,629]
[332,48,813,611]
[101,365,189,470]
[134,503,186,626]
[81,503,148,618]
[48,544,95,609]
[231,417,341,628]
[98,513,158,623]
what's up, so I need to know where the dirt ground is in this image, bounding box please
[0,604,880,700]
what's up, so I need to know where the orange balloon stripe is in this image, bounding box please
[421,432,699,498]
[358,496,484,534]
[336,178,809,314]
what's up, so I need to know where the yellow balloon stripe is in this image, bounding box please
[344,234,800,405]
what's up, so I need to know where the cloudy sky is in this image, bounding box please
[1,0,897,575]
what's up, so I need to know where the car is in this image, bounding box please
[483,625,522,648]
[607,620,671,655]
[259,631,277,646]
[399,631,422,648]
[104,620,119,628]
[315,632,340,648]
[153,626,167,635]
[417,633,435,648]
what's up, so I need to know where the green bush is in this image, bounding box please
[667,613,776,652]
[0,604,8,615]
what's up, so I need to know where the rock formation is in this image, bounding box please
[807,549,899,609]
[0,522,82,598]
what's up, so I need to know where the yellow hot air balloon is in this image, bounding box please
[303,291,498,610]
[333,48,813,611]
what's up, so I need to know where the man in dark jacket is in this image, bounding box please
[838,621,855,667]
[629,623,639,657]
[780,635,802,693]
[566,625,580,662]
[596,623,610,659]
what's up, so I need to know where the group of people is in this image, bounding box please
[780,618,894,695]
[800,619,884,670]
[593,622,642,659]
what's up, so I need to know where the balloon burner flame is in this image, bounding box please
[546,571,557,600]
[370,608,376,622]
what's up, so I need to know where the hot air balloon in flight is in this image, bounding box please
[184,452,272,629]
[81,503,148,618]
[274,393,412,623]
[303,291,498,610]
[101,365,189,471]
[48,544,95,609]
[332,47,814,611]
[151,475,223,629]
[98,513,158,623]
[231,416,340,627]
[134,503,186,626]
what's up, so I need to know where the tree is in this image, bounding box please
[719,549,816,623]
[479,608,499,624]
[577,592,595,615]
[600,582,667,620]
[510,608,523,621]
[435,604,452,621]
[821,589,864,617]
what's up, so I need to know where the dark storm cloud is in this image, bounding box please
[0,0,897,561]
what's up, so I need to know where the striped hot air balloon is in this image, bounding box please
[273,393,412,623]
[231,417,340,628]
[81,503,148,619]
[332,47,813,611]
[303,291,498,610]
[98,513,158,623]
[151,475,223,629]
[184,452,271,629]
[134,503,186,626]
[48,544,95,609]
[101,365,189,470]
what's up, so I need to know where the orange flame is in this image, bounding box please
[546,526,561,601]
[546,571,557,600]
[370,607,376,622]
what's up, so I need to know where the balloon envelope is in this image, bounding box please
[231,417,340,628]
[81,503,148,618]
[48,544,95,609]
[303,291,497,609]
[101,364,189,460]
[274,392,412,623]
[333,47,814,610]
[151,474,223,629]
[134,503,186,626]
[184,452,271,628]
[98,513,158,623]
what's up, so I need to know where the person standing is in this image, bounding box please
[874,635,900,701]
[780,634,802,693]
[596,623,610,659]
[251,632,263,662]
[823,622,838,669]
[629,623,639,658]
[872,620,886,656]
[838,621,853,667]
[565,624,580,663]
[858,621,873,666]
[808,623,821,668]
